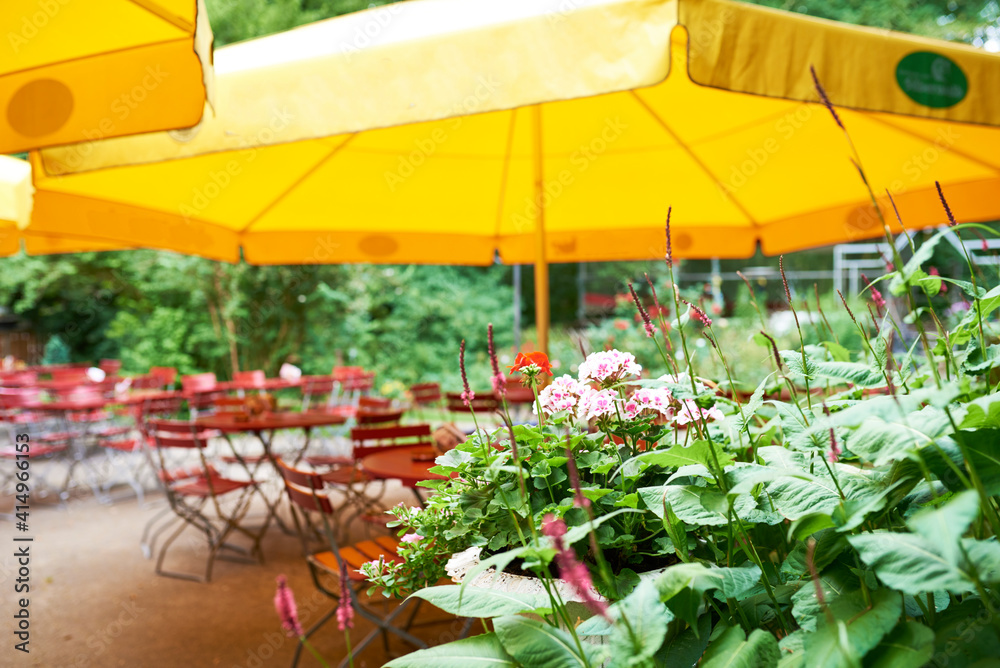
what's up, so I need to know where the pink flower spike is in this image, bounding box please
[336,561,354,631]
[827,427,841,464]
[274,575,304,637]
[541,515,609,621]
[487,324,506,398]
[459,340,473,407]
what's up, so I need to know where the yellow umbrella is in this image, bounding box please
[23,0,1000,352]
[1,0,213,153]
[0,155,132,255]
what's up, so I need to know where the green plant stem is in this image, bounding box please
[707,325,747,450]
[303,637,332,668]
[945,407,1000,538]
[732,512,790,634]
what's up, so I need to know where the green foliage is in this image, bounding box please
[370,231,1000,668]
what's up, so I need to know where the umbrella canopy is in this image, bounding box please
[0,157,31,256]
[26,0,1000,263]
[1,0,213,153]
[20,0,1000,349]
[0,155,125,255]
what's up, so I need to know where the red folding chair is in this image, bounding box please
[409,383,442,419]
[276,458,431,668]
[98,359,122,375]
[299,375,336,411]
[0,389,70,499]
[146,418,263,582]
[149,366,178,388]
[181,373,222,417]
[446,392,499,414]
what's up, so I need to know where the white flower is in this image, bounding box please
[675,399,724,425]
[632,387,673,417]
[581,388,618,421]
[536,375,587,417]
[578,350,642,386]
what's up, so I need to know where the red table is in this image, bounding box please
[194,411,349,533]
[360,445,446,506]
[195,410,348,434]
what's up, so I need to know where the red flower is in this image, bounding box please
[613,319,629,331]
[509,352,553,376]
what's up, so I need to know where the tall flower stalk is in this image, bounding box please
[780,256,813,411]
[810,65,943,387]
[274,576,330,668]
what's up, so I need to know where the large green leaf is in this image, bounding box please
[959,429,1000,495]
[641,485,756,526]
[906,490,980,565]
[764,474,848,521]
[701,625,780,668]
[802,589,899,668]
[931,598,1000,668]
[607,580,673,667]
[384,633,517,667]
[848,532,977,595]
[637,440,735,471]
[888,232,945,296]
[653,563,761,628]
[847,407,952,466]
[738,374,774,433]
[656,614,712,666]
[863,621,934,668]
[959,397,1000,430]
[493,616,595,668]
[781,351,886,388]
[790,565,858,633]
[410,585,551,618]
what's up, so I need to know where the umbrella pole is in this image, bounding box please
[532,105,550,355]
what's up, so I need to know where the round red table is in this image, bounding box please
[194,410,347,433]
[360,445,446,489]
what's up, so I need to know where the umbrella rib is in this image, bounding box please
[127,0,195,33]
[237,135,358,234]
[493,110,518,241]
[628,90,759,226]
[861,115,1000,174]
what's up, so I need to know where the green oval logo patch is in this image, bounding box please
[896,51,968,108]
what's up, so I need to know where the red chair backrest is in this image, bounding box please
[0,371,37,387]
[233,370,266,386]
[146,418,218,449]
[51,368,89,383]
[140,394,184,419]
[275,459,334,514]
[99,359,122,374]
[150,366,178,386]
[130,374,164,390]
[355,409,404,427]
[358,396,392,410]
[301,376,336,395]
[182,373,217,393]
[446,392,499,413]
[332,366,364,381]
[0,388,42,409]
[59,385,105,404]
[341,372,375,392]
[351,424,433,459]
[410,382,442,404]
